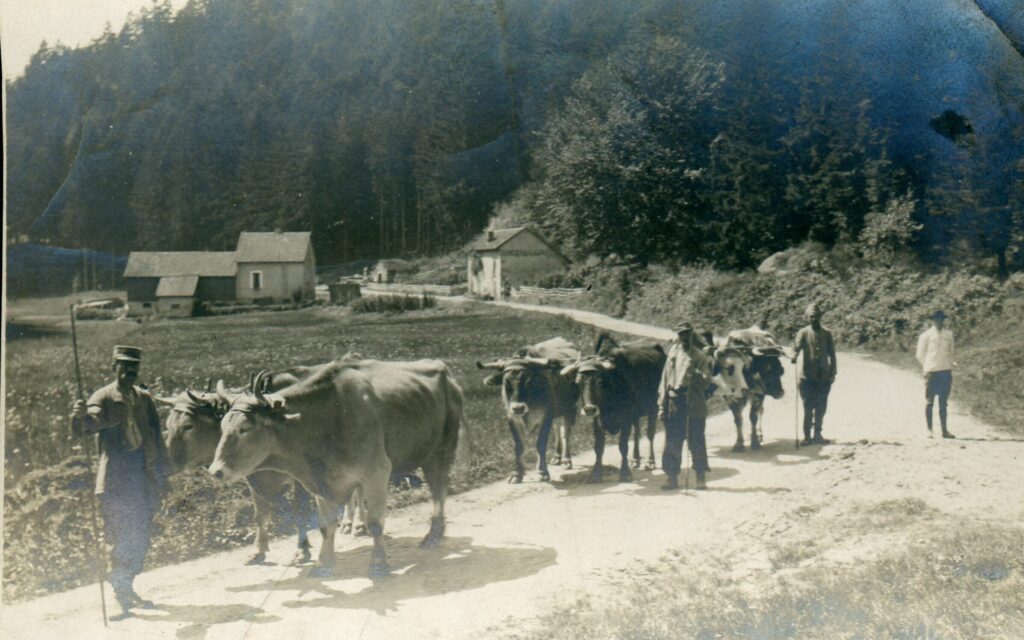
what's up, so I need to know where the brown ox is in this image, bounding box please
[208,359,465,578]
[478,337,580,483]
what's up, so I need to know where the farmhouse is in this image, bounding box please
[235,231,315,303]
[124,230,316,315]
[467,227,569,298]
[123,252,236,316]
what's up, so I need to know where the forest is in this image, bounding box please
[5,0,1024,275]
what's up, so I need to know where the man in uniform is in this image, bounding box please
[792,302,837,445]
[916,309,956,438]
[71,345,170,620]
[658,322,713,491]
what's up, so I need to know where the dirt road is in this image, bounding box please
[4,303,1022,640]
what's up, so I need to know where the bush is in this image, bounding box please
[350,294,437,314]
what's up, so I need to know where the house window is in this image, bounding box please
[143,303,152,309]
[171,303,181,309]
[251,271,263,290]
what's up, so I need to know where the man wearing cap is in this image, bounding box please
[792,302,837,445]
[658,322,713,490]
[70,345,170,620]
[916,310,956,438]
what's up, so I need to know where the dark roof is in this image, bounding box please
[124,252,237,278]
[236,232,311,263]
[468,227,528,251]
[155,275,199,297]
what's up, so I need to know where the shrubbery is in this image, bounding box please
[350,294,437,314]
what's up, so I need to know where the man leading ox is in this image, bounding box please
[658,322,713,491]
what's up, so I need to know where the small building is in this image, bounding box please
[235,231,316,303]
[328,282,362,304]
[467,227,569,298]
[369,259,413,284]
[124,252,236,316]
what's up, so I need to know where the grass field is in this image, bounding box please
[3,296,602,601]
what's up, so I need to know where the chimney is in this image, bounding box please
[487,230,496,242]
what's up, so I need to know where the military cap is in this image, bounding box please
[112,345,143,362]
[931,309,946,321]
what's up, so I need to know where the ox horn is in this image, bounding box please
[522,357,550,367]
[253,371,268,404]
[476,359,507,370]
[186,389,206,405]
[559,361,579,377]
[154,395,176,407]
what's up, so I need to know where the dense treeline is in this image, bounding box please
[5,0,1024,273]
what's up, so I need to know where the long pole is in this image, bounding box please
[70,304,109,627]
[794,359,800,450]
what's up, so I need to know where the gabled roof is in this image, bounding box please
[155,275,199,297]
[375,259,413,270]
[468,227,528,251]
[124,252,237,278]
[236,231,311,263]
[468,226,568,263]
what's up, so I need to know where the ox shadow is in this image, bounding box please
[131,602,280,640]
[227,536,556,614]
[552,465,751,497]
[713,439,828,466]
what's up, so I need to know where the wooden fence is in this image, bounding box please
[513,285,586,299]
[362,282,466,296]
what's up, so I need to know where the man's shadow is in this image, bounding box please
[713,438,828,466]
[131,603,280,640]
[227,536,556,614]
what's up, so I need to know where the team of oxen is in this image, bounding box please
[156,327,787,578]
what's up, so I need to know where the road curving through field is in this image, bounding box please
[4,301,1023,640]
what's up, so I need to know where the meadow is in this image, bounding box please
[3,297,600,601]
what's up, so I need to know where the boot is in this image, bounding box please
[109,591,134,621]
[127,589,156,609]
[941,429,956,439]
[695,471,707,491]
[812,431,831,445]
[660,475,679,491]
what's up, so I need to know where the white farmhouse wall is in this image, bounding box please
[237,262,310,302]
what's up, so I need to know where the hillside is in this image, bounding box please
[5,0,1023,269]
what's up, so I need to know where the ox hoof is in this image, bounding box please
[420,534,443,549]
[732,442,746,453]
[750,439,762,451]
[508,474,524,484]
[619,469,634,483]
[308,564,334,579]
[538,471,551,482]
[644,460,656,471]
[354,524,369,538]
[369,562,391,580]
[245,553,267,566]
[632,459,642,469]
[293,548,313,565]
[564,460,573,470]
[586,470,603,484]
[340,523,353,535]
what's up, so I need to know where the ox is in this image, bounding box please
[478,337,580,483]
[208,359,465,577]
[711,328,787,451]
[561,334,666,482]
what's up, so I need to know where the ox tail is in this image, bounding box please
[443,366,476,468]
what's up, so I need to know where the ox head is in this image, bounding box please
[749,345,786,399]
[711,347,751,398]
[208,371,301,482]
[478,356,553,419]
[559,356,616,418]
[158,388,226,472]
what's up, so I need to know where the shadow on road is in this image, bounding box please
[228,536,556,614]
[131,602,281,640]
[712,439,828,465]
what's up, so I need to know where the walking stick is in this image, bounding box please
[70,305,109,627]
[794,361,800,451]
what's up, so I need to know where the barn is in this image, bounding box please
[123,252,236,316]
[369,259,413,284]
[467,227,569,298]
[235,231,316,303]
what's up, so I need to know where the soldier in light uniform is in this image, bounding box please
[71,345,170,620]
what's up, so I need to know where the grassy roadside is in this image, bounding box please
[497,501,1024,640]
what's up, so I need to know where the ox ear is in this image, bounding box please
[483,373,503,387]
[283,413,302,422]
[599,359,615,371]
[477,359,506,370]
